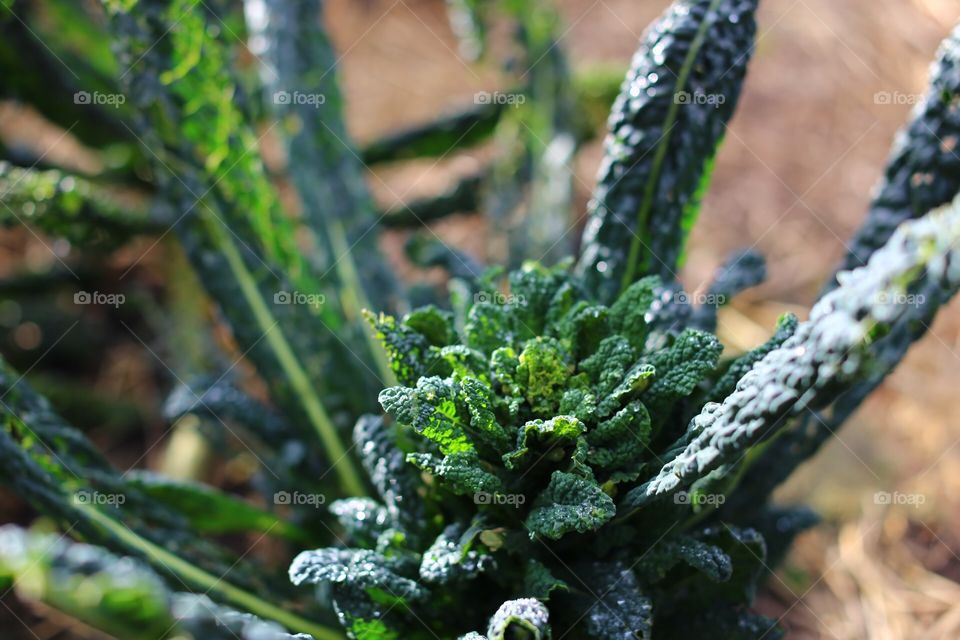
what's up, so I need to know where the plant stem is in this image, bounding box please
[79,505,344,640]
[202,209,366,496]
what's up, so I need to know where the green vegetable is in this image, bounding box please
[3,1,960,639]
[577,0,760,301]
[0,526,325,640]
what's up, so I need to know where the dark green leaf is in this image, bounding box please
[526,471,615,539]
[577,0,760,300]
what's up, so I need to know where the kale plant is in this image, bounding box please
[1,0,959,639]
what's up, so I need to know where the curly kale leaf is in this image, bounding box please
[626,195,960,509]
[289,548,427,606]
[0,526,320,640]
[329,498,391,547]
[408,451,505,496]
[634,536,732,584]
[579,336,639,399]
[586,401,653,474]
[523,558,569,600]
[419,523,493,585]
[608,276,660,350]
[577,0,760,300]
[576,561,653,640]
[516,337,573,416]
[503,415,586,472]
[641,328,722,423]
[525,471,615,539]
[707,313,799,403]
[353,415,423,533]
[829,22,960,283]
[380,378,474,455]
[367,311,447,386]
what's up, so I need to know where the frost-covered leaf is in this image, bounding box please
[487,598,552,640]
[707,314,798,403]
[0,526,323,640]
[829,23,960,282]
[419,523,493,585]
[353,415,423,533]
[526,471,615,539]
[634,536,732,584]
[329,498,390,547]
[289,548,426,604]
[577,561,653,640]
[627,196,960,508]
[407,451,504,496]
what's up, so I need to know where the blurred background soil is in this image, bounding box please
[3,0,960,638]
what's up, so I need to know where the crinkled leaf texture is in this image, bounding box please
[629,194,960,508]
[577,0,760,300]
[526,471,616,540]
